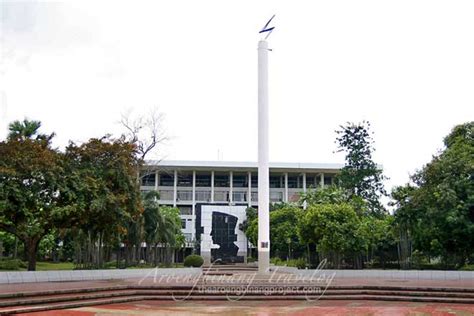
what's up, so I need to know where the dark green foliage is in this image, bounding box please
[245,205,304,260]
[0,124,70,271]
[239,207,257,233]
[392,122,474,266]
[299,203,366,264]
[183,254,204,267]
[0,258,27,270]
[271,257,306,269]
[335,121,387,217]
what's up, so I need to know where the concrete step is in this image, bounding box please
[1,294,474,315]
[2,287,474,306]
[1,283,474,314]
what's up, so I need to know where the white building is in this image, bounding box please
[140,160,343,263]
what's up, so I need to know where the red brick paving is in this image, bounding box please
[17,300,474,315]
[2,275,473,315]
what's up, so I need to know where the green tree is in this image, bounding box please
[299,203,366,268]
[159,205,184,265]
[359,215,396,268]
[401,122,474,266]
[0,127,71,270]
[269,206,303,260]
[335,121,387,217]
[65,136,143,269]
[244,205,303,261]
[300,185,348,205]
[140,191,183,266]
[390,184,417,269]
[7,119,41,140]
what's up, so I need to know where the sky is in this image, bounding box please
[1,0,473,194]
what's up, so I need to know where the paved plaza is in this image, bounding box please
[14,300,474,315]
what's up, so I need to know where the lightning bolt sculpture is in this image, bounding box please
[259,15,276,40]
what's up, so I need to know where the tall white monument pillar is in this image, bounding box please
[258,39,270,273]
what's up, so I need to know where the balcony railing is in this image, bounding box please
[270,191,283,202]
[159,186,302,204]
[251,192,258,202]
[288,190,301,202]
[177,190,193,201]
[196,190,211,202]
[159,189,174,201]
[232,191,247,202]
[214,190,229,202]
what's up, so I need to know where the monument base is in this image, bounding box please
[258,250,270,273]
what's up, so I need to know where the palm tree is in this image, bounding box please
[7,119,54,142]
[142,191,176,266]
[7,119,41,140]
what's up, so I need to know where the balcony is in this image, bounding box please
[232,191,247,203]
[196,190,211,202]
[159,189,174,201]
[270,190,284,202]
[288,189,301,202]
[251,191,258,202]
[177,190,192,202]
[214,190,229,202]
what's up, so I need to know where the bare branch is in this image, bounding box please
[120,107,168,164]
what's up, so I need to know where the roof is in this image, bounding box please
[145,160,344,172]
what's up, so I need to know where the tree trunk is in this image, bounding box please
[13,237,18,259]
[25,237,40,271]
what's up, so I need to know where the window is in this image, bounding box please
[141,173,155,186]
[196,174,211,187]
[214,174,229,187]
[288,174,304,188]
[251,174,258,188]
[306,175,316,188]
[179,206,192,215]
[233,174,248,188]
[324,176,332,186]
[177,173,192,187]
[288,175,298,188]
[270,175,283,188]
[181,219,186,229]
[159,173,174,186]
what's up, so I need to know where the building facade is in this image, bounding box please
[140,160,343,263]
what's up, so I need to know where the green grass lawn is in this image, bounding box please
[35,262,75,271]
[0,260,183,271]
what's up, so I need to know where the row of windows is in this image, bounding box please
[141,172,334,188]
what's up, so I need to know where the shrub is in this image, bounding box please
[0,258,27,270]
[247,257,256,263]
[183,255,204,267]
[270,257,284,265]
[460,264,474,271]
[287,258,307,269]
[270,257,306,269]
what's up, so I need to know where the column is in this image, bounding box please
[154,170,159,203]
[248,171,252,207]
[303,173,307,193]
[284,173,288,202]
[211,171,215,203]
[173,170,177,207]
[302,173,307,210]
[258,39,270,273]
[320,173,324,188]
[229,171,233,203]
[192,171,196,216]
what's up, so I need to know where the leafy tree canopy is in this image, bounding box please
[398,122,474,264]
[335,121,387,217]
[0,133,71,270]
